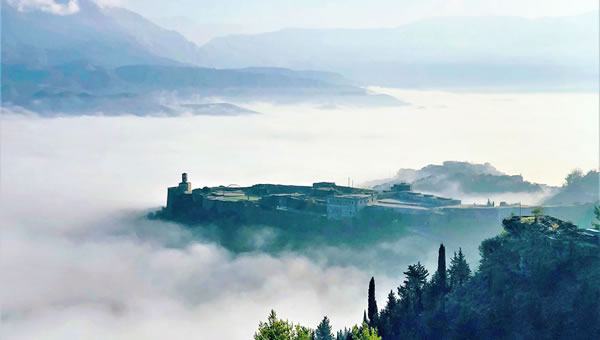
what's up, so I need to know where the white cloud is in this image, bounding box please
[0,211,391,339]
[1,90,595,338]
[7,0,80,15]
[93,0,121,8]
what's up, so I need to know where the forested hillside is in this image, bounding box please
[256,213,600,339]
[545,170,600,205]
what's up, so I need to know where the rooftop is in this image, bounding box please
[334,194,372,199]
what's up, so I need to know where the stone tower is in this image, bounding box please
[178,172,191,193]
[166,172,192,215]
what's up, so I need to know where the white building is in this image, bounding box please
[327,194,372,219]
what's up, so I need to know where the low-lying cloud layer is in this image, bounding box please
[1,214,386,339]
[1,89,597,338]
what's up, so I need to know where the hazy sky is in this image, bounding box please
[95,0,600,44]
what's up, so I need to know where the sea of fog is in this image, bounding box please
[1,89,598,339]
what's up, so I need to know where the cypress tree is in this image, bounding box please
[437,244,447,293]
[367,277,378,325]
[363,310,368,325]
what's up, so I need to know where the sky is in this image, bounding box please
[94,0,600,44]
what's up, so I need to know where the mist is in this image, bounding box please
[1,88,597,338]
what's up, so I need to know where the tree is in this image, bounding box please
[448,248,471,289]
[383,290,397,314]
[295,325,314,340]
[254,310,294,340]
[367,277,378,325]
[378,290,398,339]
[349,323,381,340]
[565,169,583,186]
[532,207,543,222]
[254,310,314,340]
[398,262,429,313]
[592,205,600,230]
[436,244,447,294]
[315,316,334,340]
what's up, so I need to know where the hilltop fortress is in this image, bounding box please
[160,173,462,222]
[155,173,596,233]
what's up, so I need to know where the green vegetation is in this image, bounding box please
[255,215,600,339]
[531,206,543,222]
[593,205,600,230]
[546,169,599,205]
[367,277,378,327]
[315,316,334,340]
[447,248,470,289]
[254,310,313,340]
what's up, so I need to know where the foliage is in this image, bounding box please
[565,169,584,186]
[315,316,334,340]
[434,244,447,294]
[531,206,543,221]
[254,310,314,340]
[546,169,599,205]
[367,277,378,326]
[256,215,600,340]
[352,323,381,340]
[397,261,429,315]
[448,248,471,289]
[592,205,600,230]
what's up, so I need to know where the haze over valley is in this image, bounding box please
[1,1,599,339]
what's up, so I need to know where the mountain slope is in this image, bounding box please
[103,6,203,66]
[197,12,599,90]
[367,161,555,204]
[1,1,399,115]
[1,0,174,67]
[2,62,396,115]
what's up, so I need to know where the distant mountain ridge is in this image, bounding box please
[196,12,599,90]
[2,62,389,115]
[367,161,558,204]
[369,161,600,206]
[1,0,397,115]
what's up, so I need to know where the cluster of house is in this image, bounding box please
[165,173,463,220]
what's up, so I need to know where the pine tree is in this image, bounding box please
[448,248,471,289]
[384,290,397,313]
[378,290,398,339]
[254,310,294,340]
[315,316,334,340]
[367,277,378,325]
[398,262,429,313]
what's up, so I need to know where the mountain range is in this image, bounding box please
[1,0,396,115]
[196,12,599,90]
[2,0,598,116]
